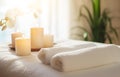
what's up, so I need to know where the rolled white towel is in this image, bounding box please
[38,43,96,64]
[51,45,120,72]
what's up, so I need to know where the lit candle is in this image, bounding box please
[31,27,44,49]
[11,32,23,47]
[44,34,54,48]
[15,37,31,56]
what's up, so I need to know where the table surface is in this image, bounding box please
[0,40,120,77]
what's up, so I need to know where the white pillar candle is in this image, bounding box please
[15,37,31,56]
[31,27,44,49]
[44,34,54,48]
[11,32,23,47]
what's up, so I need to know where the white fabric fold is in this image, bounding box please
[51,45,120,72]
[38,43,96,64]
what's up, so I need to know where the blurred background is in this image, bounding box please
[0,0,120,44]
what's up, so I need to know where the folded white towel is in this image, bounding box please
[38,43,96,64]
[51,45,120,72]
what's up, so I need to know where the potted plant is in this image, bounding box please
[77,0,118,43]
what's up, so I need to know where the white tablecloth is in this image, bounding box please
[0,40,120,77]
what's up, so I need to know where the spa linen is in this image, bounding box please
[38,43,96,64]
[51,45,120,72]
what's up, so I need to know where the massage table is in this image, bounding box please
[0,40,120,77]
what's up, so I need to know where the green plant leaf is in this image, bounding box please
[106,32,112,44]
[79,12,93,28]
[72,26,90,40]
[107,17,119,39]
[80,5,93,23]
[92,0,100,20]
[77,0,118,43]
[79,9,95,31]
[83,32,89,41]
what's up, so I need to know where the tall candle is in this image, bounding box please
[11,32,23,47]
[15,37,31,56]
[31,27,44,49]
[44,34,54,48]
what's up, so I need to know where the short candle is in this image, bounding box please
[11,32,23,47]
[44,34,54,48]
[15,37,31,56]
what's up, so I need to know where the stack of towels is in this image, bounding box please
[38,41,120,72]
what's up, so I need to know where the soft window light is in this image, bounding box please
[0,0,41,43]
[0,0,70,42]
